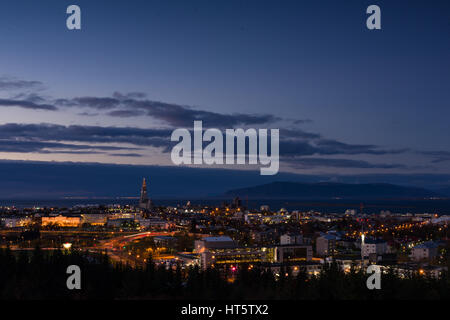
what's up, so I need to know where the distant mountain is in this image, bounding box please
[0,160,449,200]
[225,181,442,199]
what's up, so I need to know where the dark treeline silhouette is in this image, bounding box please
[0,247,448,299]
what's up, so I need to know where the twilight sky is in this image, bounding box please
[0,0,449,178]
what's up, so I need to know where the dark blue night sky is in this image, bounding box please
[0,0,449,197]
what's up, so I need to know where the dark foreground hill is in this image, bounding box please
[225,181,441,199]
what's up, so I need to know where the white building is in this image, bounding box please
[194,236,236,253]
[137,217,170,229]
[316,234,337,256]
[361,239,387,258]
[81,214,108,226]
[244,213,263,224]
[280,233,303,245]
[410,241,439,261]
[431,215,450,225]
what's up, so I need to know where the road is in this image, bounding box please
[2,230,179,268]
[92,231,178,267]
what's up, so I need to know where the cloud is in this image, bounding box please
[431,158,450,164]
[39,150,105,155]
[55,96,120,109]
[0,123,171,155]
[279,138,405,157]
[0,75,429,170]
[1,78,279,128]
[56,94,280,127]
[421,151,450,157]
[10,93,47,104]
[0,77,43,91]
[0,122,412,163]
[292,119,313,125]
[77,112,100,117]
[420,150,450,163]
[126,99,281,127]
[0,76,53,110]
[0,139,139,154]
[0,123,171,142]
[417,150,450,164]
[109,153,143,157]
[286,157,406,169]
[0,98,57,111]
[315,139,408,155]
[107,109,146,117]
[280,128,321,139]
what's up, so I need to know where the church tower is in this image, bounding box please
[139,178,152,210]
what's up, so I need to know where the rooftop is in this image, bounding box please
[364,239,387,244]
[413,241,439,249]
[204,236,234,242]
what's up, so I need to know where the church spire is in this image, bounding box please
[139,178,152,210]
[140,178,148,200]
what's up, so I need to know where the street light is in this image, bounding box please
[63,242,72,250]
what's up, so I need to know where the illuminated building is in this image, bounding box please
[280,233,303,245]
[382,264,446,279]
[275,245,313,263]
[250,229,278,244]
[0,216,32,228]
[261,262,322,277]
[106,218,134,228]
[41,215,82,227]
[316,234,338,257]
[244,213,263,224]
[361,239,387,258]
[139,178,153,210]
[201,247,276,269]
[194,236,236,253]
[175,253,200,267]
[197,235,313,270]
[154,236,178,247]
[81,214,108,226]
[138,217,170,229]
[410,241,439,261]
